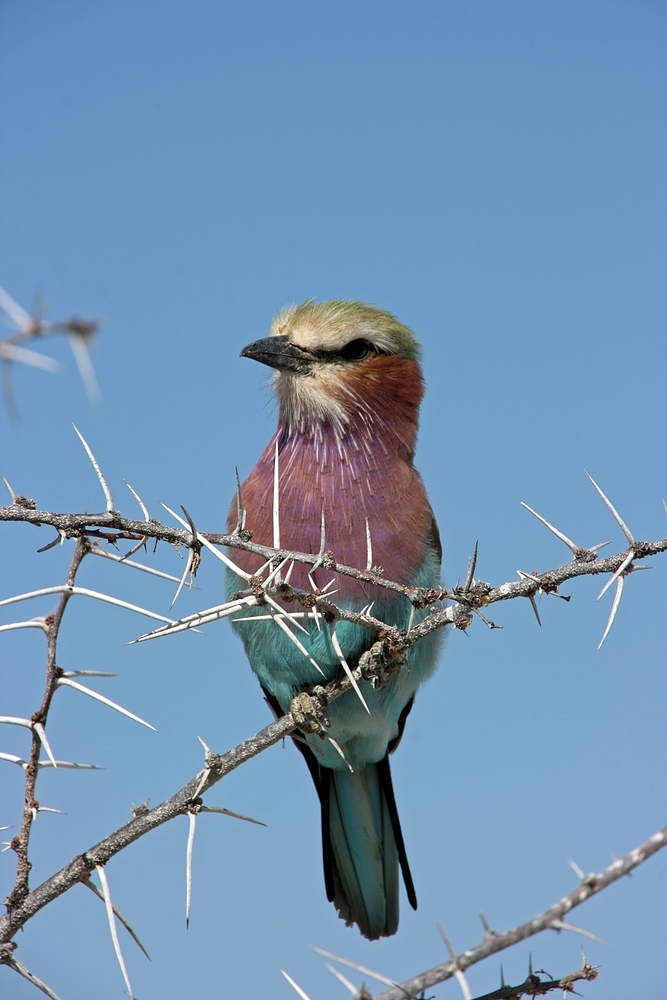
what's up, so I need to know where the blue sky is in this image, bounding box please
[1,2,665,998]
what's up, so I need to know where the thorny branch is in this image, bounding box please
[0,284,100,415]
[465,956,599,1000]
[1,467,665,993]
[1,501,665,623]
[370,826,667,1000]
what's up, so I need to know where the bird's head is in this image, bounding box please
[240,300,424,438]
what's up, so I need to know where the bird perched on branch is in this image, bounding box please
[227,300,443,939]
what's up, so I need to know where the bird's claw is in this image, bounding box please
[290,691,327,734]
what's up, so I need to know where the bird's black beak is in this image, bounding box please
[240,335,314,374]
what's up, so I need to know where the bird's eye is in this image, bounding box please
[340,339,372,361]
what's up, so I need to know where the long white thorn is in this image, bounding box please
[330,627,370,715]
[71,586,178,623]
[325,962,358,995]
[0,752,102,771]
[170,547,194,609]
[437,924,472,1000]
[32,723,57,769]
[88,547,187,583]
[72,424,113,512]
[326,735,354,772]
[123,478,150,520]
[2,582,168,622]
[56,677,156,731]
[279,969,313,1000]
[2,475,16,502]
[83,879,151,959]
[365,516,373,572]
[273,438,281,550]
[596,549,634,601]
[2,954,64,1000]
[0,284,32,328]
[567,857,586,880]
[263,556,290,589]
[200,805,266,826]
[520,502,579,555]
[550,918,607,945]
[528,593,542,626]
[186,811,196,928]
[0,342,60,372]
[96,864,135,999]
[68,332,100,404]
[131,596,258,642]
[0,619,48,633]
[160,502,251,581]
[264,593,310,635]
[62,670,117,678]
[598,575,625,649]
[269,609,325,678]
[310,947,397,988]
[232,612,324,622]
[585,470,635,545]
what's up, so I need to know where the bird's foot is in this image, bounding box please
[358,640,402,689]
[290,690,329,734]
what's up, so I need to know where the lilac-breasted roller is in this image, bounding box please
[226,300,442,939]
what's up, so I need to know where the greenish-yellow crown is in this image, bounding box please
[270,299,421,361]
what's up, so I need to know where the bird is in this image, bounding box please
[226,299,443,939]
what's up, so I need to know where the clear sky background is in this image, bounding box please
[0,3,665,999]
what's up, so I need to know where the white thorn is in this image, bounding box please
[264,593,310,635]
[567,857,586,880]
[82,879,151,960]
[520,502,579,554]
[1,953,64,999]
[279,969,313,1000]
[365,516,373,572]
[269,608,325,677]
[68,332,100,404]
[325,962,358,995]
[0,342,60,372]
[437,924,472,1000]
[0,284,32,328]
[56,677,156,730]
[263,556,290,589]
[330,627,370,715]
[273,439,281,551]
[170,547,194,609]
[550,919,607,945]
[96,864,135,999]
[319,505,326,557]
[2,476,16,502]
[598,574,625,649]
[584,470,635,545]
[528,593,542,626]
[123,479,150,521]
[131,595,258,642]
[88,546,188,584]
[72,424,113,511]
[32,722,57,769]
[596,549,634,601]
[200,805,266,826]
[310,947,397,988]
[326,735,354,772]
[186,811,196,928]
[160,502,251,581]
[0,619,48,634]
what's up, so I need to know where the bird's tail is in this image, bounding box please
[319,756,417,940]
